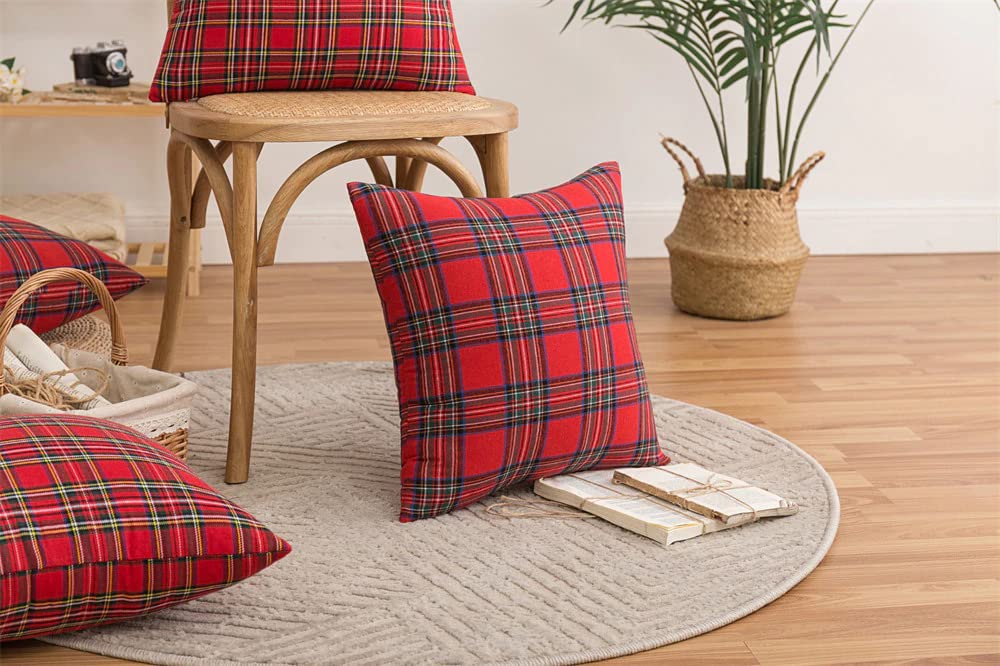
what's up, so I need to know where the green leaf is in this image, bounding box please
[713,34,742,53]
[721,66,749,89]
[718,51,747,78]
[1,57,15,69]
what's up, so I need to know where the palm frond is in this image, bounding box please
[550,0,874,188]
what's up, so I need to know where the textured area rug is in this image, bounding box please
[43,362,839,666]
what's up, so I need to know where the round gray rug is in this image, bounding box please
[43,362,839,666]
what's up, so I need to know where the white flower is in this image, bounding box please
[8,74,22,92]
[0,64,10,85]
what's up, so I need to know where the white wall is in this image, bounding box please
[1,0,997,264]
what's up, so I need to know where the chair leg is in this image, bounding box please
[395,155,411,188]
[226,142,261,484]
[472,132,510,198]
[152,139,194,372]
[398,137,443,192]
[186,229,202,298]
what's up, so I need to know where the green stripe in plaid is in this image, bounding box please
[0,415,290,642]
[349,163,667,522]
[151,0,475,102]
[0,215,147,335]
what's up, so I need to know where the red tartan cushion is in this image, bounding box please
[0,215,147,335]
[151,0,476,103]
[0,415,290,641]
[349,163,668,522]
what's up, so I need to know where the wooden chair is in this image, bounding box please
[152,90,518,483]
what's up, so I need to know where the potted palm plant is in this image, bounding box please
[552,0,875,319]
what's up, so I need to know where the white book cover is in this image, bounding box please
[533,469,732,546]
[613,463,798,525]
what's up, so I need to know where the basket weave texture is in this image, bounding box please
[198,90,493,118]
[662,138,824,320]
[40,315,113,357]
[1,268,195,460]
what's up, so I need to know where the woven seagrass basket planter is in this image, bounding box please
[662,138,825,321]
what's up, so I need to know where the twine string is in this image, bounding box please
[646,467,760,522]
[1,365,109,411]
[485,496,597,520]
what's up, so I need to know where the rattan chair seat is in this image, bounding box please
[168,91,518,142]
[199,90,493,117]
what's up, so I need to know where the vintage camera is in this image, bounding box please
[70,40,133,87]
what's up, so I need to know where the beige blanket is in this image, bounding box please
[1,192,127,261]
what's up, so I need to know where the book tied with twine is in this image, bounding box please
[613,463,798,525]
[531,463,796,546]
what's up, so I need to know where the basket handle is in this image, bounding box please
[0,268,128,397]
[660,136,706,192]
[780,151,826,196]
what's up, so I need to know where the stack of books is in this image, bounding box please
[533,463,798,546]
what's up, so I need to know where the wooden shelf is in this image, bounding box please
[1,83,164,118]
[127,240,201,297]
[0,102,164,118]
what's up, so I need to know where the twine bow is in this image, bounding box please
[648,468,760,522]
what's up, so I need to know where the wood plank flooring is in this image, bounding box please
[3,254,999,665]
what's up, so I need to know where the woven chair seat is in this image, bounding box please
[168,90,518,142]
[198,91,493,118]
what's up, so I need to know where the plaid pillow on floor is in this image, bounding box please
[0,415,291,642]
[0,215,147,335]
[349,163,668,522]
[151,0,476,103]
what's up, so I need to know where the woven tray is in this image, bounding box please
[40,315,113,357]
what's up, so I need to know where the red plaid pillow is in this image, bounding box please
[151,0,476,103]
[0,415,290,641]
[349,163,668,522]
[0,215,147,335]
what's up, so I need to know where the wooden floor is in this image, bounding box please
[3,254,999,665]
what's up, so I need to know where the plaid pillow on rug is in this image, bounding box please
[349,163,668,522]
[0,415,291,642]
[0,215,147,335]
[151,0,476,103]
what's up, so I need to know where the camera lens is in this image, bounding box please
[106,51,127,75]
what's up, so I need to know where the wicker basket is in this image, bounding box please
[662,138,825,320]
[0,268,196,459]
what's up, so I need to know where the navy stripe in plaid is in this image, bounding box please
[349,163,667,522]
[151,0,475,103]
[0,215,147,335]
[0,415,290,641]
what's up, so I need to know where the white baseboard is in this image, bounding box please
[126,204,999,265]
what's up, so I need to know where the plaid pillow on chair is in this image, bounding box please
[0,415,290,641]
[0,215,146,335]
[151,0,476,103]
[349,163,668,522]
